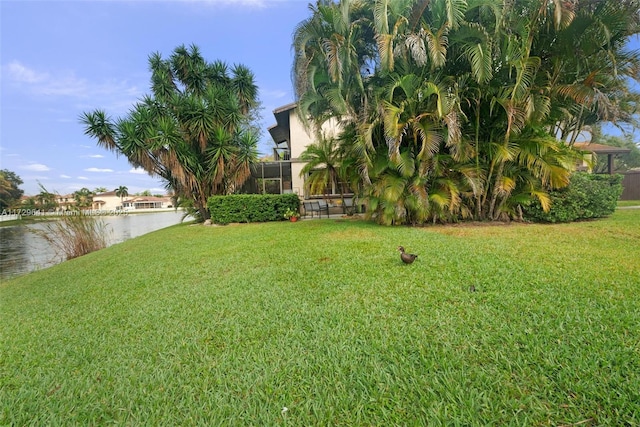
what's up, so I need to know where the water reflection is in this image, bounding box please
[0,211,187,281]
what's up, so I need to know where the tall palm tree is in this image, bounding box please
[115,186,129,208]
[82,44,260,221]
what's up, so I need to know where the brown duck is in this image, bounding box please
[398,246,418,264]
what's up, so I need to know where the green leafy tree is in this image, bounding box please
[0,169,24,210]
[81,44,261,220]
[94,187,108,194]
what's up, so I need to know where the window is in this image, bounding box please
[306,170,353,198]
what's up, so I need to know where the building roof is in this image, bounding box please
[573,142,631,154]
[95,191,118,196]
[268,102,297,145]
[125,196,171,202]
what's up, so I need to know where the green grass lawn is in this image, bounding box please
[2,211,639,425]
[617,200,640,207]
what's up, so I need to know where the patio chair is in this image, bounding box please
[316,200,329,218]
[302,200,330,218]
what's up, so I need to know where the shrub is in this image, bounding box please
[208,194,300,224]
[523,172,623,223]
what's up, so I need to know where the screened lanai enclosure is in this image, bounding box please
[243,160,293,194]
[241,108,295,195]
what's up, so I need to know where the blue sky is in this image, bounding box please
[2,1,639,196]
[1,0,311,196]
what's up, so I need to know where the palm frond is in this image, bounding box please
[376,33,395,73]
[424,25,449,69]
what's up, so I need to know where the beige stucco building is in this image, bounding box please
[264,103,344,198]
[91,191,123,211]
[244,102,359,216]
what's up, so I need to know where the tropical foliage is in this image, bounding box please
[81,44,261,220]
[293,0,640,224]
[115,186,129,207]
[299,135,352,201]
[72,188,94,209]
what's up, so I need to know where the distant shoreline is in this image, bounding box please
[0,208,185,227]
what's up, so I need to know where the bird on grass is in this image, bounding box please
[397,246,418,264]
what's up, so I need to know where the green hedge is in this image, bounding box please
[523,172,623,223]
[207,194,300,225]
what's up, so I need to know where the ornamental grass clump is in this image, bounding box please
[31,211,109,260]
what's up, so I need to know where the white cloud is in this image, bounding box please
[60,174,72,179]
[86,154,105,158]
[85,167,114,173]
[4,61,143,107]
[6,61,48,83]
[129,168,147,175]
[261,89,288,99]
[77,176,89,180]
[22,163,50,172]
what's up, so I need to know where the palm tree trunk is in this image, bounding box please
[488,160,504,220]
[474,99,482,220]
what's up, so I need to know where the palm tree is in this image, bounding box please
[293,0,640,224]
[115,186,128,208]
[293,0,374,125]
[300,135,348,203]
[73,188,93,209]
[81,44,260,221]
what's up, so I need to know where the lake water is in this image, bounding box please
[0,210,187,281]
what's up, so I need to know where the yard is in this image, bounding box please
[1,209,639,425]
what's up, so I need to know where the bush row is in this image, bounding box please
[207,194,300,225]
[523,172,623,223]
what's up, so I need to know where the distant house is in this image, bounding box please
[122,196,173,211]
[55,194,76,211]
[573,142,631,174]
[91,191,122,211]
[92,191,175,211]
